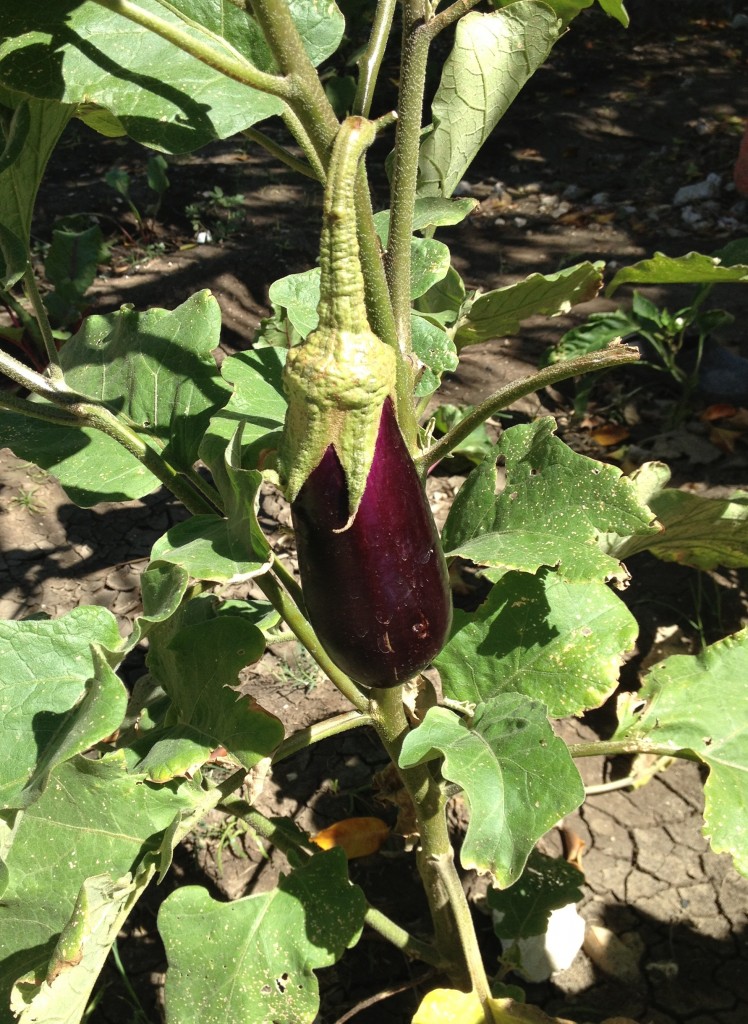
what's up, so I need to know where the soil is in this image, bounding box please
[2,3,748,1023]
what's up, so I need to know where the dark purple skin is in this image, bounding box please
[291,398,452,689]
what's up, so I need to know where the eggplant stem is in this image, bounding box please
[417,343,641,471]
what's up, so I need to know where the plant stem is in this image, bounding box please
[218,800,444,966]
[425,0,482,38]
[257,572,369,714]
[251,0,339,164]
[90,0,292,98]
[569,738,701,762]
[272,710,372,764]
[364,906,445,968]
[383,16,430,361]
[417,343,641,470]
[368,686,491,1002]
[281,109,327,182]
[354,0,398,118]
[242,125,318,179]
[22,266,62,378]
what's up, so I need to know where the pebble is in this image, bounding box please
[673,172,721,206]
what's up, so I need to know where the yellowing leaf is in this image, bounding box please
[591,424,630,447]
[310,817,389,859]
[412,988,488,1024]
[412,990,596,1024]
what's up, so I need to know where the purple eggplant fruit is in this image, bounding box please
[292,398,452,689]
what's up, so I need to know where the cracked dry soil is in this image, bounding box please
[2,3,748,1022]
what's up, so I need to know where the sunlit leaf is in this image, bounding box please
[399,699,584,886]
[442,418,657,583]
[607,250,748,296]
[311,817,389,859]
[0,1,344,153]
[435,568,636,717]
[160,851,366,1024]
[418,4,560,198]
[614,628,748,876]
[454,263,603,348]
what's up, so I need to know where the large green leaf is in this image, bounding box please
[453,262,604,349]
[442,418,657,583]
[144,597,282,772]
[614,628,748,876]
[607,471,748,570]
[435,569,637,717]
[159,850,366,1024]
[417,4,560,198]
[0,292,229,505]
[0,1,344,153]
[399,699,584,887]
[0,754,200,1014]
[0,607,126,811]
[61,290,228,470]
[0,404,160,506]
[0,90,72,285]
[606,250,748,296]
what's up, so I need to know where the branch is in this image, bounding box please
[354,0,398,118]
[271,710,372,764]
[417,343,641,470]
[242,125,318,179]
[569,738,700,762]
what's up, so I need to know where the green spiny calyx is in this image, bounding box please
[280,115,397,525]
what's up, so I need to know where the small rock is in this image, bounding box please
[550,201,572,219]
[673,172,721,206]
[591,191,610,206]
[513,216,528,228]
[562,183,586,201]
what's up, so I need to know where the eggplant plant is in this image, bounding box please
[1,3,747,1023]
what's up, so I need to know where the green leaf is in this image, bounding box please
[159,850,366,1024]
[0,607,126,811]
[9,871,147,1024]
[61,290,229,471]
[373,197,477,239]
[412,314,458,397]
[410,237,451,300]
[435,569,637,717]
[0,93,72,285]
[614,628,748,876]
[486,850,584,938]
[0,403,160,506]
[145,597,282,771]
[542,310,639,365]
[0,292,229,505]
[606,250,748,296]
[604,463,748,570]
[399,699,584,886]
[0,754,200,1013]
[151,510,270,584]
[43,224,106,326]
[201,347,287,475]
[442,418,658,583]
[0,1,344,154]
[415,265,467,325]
[267,268,321,339]
[454,262,604,349]
[417,4,560,198]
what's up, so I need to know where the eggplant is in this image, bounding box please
[292,398,452,689]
